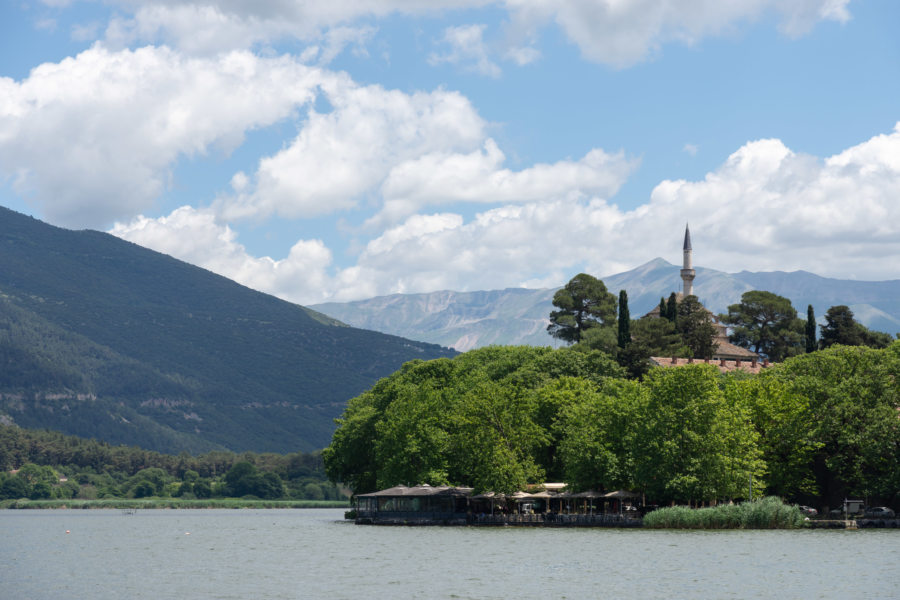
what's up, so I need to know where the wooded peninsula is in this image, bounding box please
[324,341,900,511]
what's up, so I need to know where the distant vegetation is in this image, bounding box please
[0,206,454,454]
[0,425,348,504]
[325,342,900,512]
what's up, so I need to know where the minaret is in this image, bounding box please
[680,224,695,297]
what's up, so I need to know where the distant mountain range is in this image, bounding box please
[313,258,900,351]
[0,207,454,454]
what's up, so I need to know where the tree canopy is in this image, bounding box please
[547,274,617,344]
[676,295,718,359]
[720,290,805,361]
[324,340,900,509]
[819,305,894,350]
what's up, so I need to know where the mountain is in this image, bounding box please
[0,207,454,454]
[312,258,900,350]
[314,288,564,351]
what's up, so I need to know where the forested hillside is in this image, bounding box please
[0,207,454,453]
[0,425,345,502]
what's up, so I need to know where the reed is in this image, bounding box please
[643,497,806,529]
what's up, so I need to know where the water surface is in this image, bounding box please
[2,509,897,599]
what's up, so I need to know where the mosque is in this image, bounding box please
[648,225,765,373]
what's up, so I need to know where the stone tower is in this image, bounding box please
[680,224,695,296]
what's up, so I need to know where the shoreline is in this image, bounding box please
[1,498,350,510]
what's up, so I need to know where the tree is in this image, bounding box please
[553,378,642,492]
[720,290,805,361]
[665,292,678,325]
[547,273,616,344]
[805,305,817,353]
[820,305,894,350]
[631,316,690,358]
[631,365,761,504]
[617,290,631,349]
[617,341,652,380]
[676,295,718,359]
[770,343,900,504]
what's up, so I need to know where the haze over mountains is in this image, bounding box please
[313,258,900,351]
[0,207,454,454]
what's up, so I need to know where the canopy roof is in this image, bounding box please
[357,484,473,498]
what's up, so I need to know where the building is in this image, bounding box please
[648,225,762,371]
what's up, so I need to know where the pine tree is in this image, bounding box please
[805,305,817,353]
[618,290,631,348]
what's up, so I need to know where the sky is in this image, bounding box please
[1,0,899,305]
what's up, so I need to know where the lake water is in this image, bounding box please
[2,508,898,599]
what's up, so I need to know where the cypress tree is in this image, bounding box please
[659,297,667,317]
[805,304,817,353]
[666,292,678,326]
[618,290,631,348]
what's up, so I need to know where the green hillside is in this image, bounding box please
[0,207,454,453]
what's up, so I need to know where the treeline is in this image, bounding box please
[324,343,900,511]
[545,275,896,377]
[0,426,347,502]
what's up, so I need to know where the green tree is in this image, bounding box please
[547,274,616,344]
[665,292,678,325]
[805,305,817,353]
[631,316,690,358]
[820,305,894,349]
[720,290,805,361]
[722,374,820,498]
[617,341,652,380]
[631,365,761,504]
[553,378,642,492]
[770,343,900,504]
[0,475,29,499]
[676,295,718,359]
[617,290,631,349]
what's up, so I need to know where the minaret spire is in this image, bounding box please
[680,223,695,296]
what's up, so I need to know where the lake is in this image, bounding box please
[2,508,898,599]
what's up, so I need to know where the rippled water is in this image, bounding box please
[2,508,898,599]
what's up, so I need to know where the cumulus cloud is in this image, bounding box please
[110,206,336,303]
[428,24,501,77]
[376,139,638,224]
[0,46,327,227]
[215,81,489,221]
[112,124,900,305]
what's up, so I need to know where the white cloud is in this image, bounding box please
[428,24,501,77]
[101,1,489,54]
[110,206,336,303]
[0,46,326,228]
[112,123,900,305]
[376,139,638,223]
[503,0,851,67]
[216,81,489,221]
[57,0,848,68]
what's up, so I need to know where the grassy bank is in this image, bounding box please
[643,497,807,529]
[1,498,350,510]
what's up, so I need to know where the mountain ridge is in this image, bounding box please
[313,259,900,351]
[0,206,455,453]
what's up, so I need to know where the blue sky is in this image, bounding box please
[1,0,899,304]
